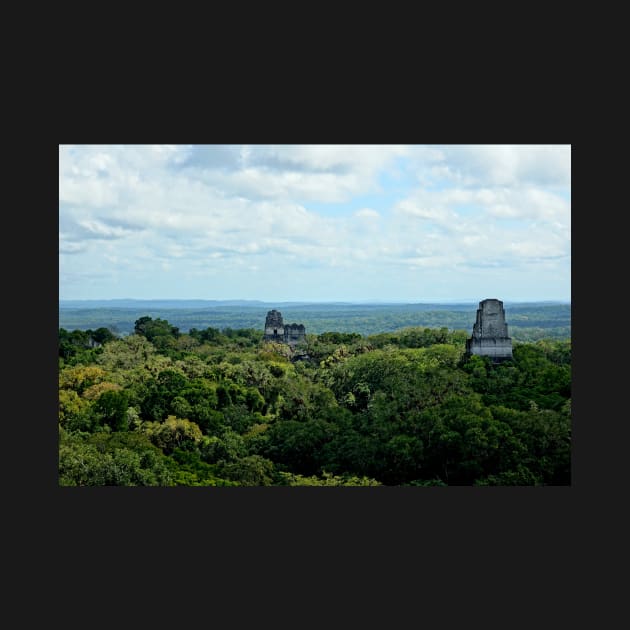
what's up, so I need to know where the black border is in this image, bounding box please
[30,83,595,617]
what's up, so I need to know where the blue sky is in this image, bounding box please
[59,144,571,302]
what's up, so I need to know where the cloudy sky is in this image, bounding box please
[59,144,571,303]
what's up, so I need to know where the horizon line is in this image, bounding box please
[59,297,571,304]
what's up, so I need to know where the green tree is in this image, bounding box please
[91,327,117,345]
[59,430,174,486]
[94,389,130,431]
[220,455,275,486]
[261,419,338,476]
[276,470,381,486]
[142,416,204,454]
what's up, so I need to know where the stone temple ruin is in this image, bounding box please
[263,309,306,347]
[465,298,513,363]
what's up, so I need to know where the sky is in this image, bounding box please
[59,144,571,303]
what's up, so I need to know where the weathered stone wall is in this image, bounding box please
[466,298,513,362]
[285,323,306,346]
[465,337,513,357]
[264,325,285,339]
[264,309,285,342]
[263,310,306,346]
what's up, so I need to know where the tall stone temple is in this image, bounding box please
[465,298,513,363]
[263,309,306,347]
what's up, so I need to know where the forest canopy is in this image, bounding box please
[58,316,571,486]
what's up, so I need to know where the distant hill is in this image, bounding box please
[59,299,484,309]
[59,298,569,309]
[59,299,273,309]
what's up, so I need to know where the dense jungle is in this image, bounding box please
[58,313,571,486]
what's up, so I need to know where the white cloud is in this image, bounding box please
[59,241,86,254]
[59,144,571,301]
[395,200,458,224]
[354,208,380,219]
[251,144,409,172]
[435,144,571,188]
[77,220,138,239]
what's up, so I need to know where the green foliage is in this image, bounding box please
[168,448,236,486]
[59,429,174,486]
[94,389,130,431]
[259,419,338,476]
[219,455,275,486]
[463,343,571,412]
[58,316,571,486]
[59,389,94,432]
[141,415,204,454]
[58,327,116,365]
[474,465,542,486]
[59,365,109,394]
[405,479,448,487]
[199,430,248,464]
[134,316,180,341]
[318,332,363,345]
[276,471,382,486]
[96,334,158,372]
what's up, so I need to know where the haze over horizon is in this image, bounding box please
[59,297,569,305]
[59,144,571,303]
